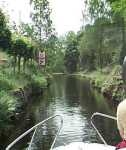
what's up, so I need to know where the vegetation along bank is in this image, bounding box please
[1,0,126,144]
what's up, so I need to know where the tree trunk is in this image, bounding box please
[23,58,26,73]
[18,56,21,73]
[13,55,17,74]
[98,24,103,71]
[120,17,126,65]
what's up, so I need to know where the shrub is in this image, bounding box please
[0,91,16,129]
[0,77,14,91]
[30,75,47,94]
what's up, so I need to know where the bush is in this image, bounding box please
[0,77,14,91]
[30,75,47,94]
[26,62,39,75]
[0,91,16,129]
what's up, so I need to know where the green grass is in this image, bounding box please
[0,90,16,130]
[0,60,47,132]
[0,66,29,90]
[78,65,124,101]
[78,65,122,86]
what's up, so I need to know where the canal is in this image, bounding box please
[6,75,121,150]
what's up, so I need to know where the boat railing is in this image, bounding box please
[91,112,117,145]
[6,114,63,150]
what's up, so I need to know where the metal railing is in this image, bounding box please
[6,112,116,149]
[91,112,117,145]
[6,115,63,150]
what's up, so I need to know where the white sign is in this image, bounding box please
[38,51,45,66]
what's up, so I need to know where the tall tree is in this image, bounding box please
[87,0,126,64]
[108,0,126,64]
[30,0,53,45]
[78,17,121,71]
[23,44,35,72]
[64,31,80,73]
[45,34,65,72]
[86,0,113,70]
[19,22,35,40]
[79,24,96,70]
[87,0,111,20]
[0,9,11,51]
[12,39,27,73]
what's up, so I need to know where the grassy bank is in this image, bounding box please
[0,61,48,133]
[78,65,124,101]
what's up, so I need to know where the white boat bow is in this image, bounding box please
[6,113,123,150]
[53,142,116,150]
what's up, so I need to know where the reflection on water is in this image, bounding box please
[7,75,121,149]
[29,75,120,150]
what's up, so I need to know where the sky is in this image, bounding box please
[0,0,84,35]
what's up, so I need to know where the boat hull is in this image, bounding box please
[53,142,116,150]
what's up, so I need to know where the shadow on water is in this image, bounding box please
[4,75,121,149]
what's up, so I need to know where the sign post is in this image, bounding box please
[38,51,46,66]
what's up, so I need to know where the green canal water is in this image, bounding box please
[5,75,121,150]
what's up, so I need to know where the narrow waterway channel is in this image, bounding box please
[6,75,121,150]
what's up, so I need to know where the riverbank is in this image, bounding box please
[4,74,119,149]
[0,63,49,141]
[77,65,124,102]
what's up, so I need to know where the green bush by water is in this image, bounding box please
[0,60,48,133]
[0,90,16,130]
[30,74,47,93]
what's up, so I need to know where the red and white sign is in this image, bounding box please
[38,51,46,66]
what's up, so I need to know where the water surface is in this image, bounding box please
[7,75,121,149]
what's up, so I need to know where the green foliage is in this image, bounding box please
[9,36,37,73]
[88,0,111,19]
[79,25,96,70]
[109,0,126,64]
[79,18,121,70]
[32,74,47,87]
[0,9,12,50]
[19,23,35,40]
[0,91,16,112]
[100,65,124,100]
[0,76,14,91]
[30,0,53,42]
[0,90,16,129]
[12,39,27,57]
[110,0,126,16]
[87,0,126,66]
[0,60,48,130]
[26,61,39,74]
[0,65,30,90]
[64,31,80,73]
[11,38,27,73]
[0,65,18,91]
[30,74,47,93]
[0,9,6,27]
[45,35,65,72]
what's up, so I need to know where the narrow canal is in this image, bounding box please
[6,75,121,150]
